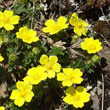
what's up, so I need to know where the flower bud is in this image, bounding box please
[9,54,17,62]
[3,38,9,43]
[92,55,100,63]
[71,35,79,43]
[32,47,40,55]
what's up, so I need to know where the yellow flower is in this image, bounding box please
[69,13,88,36]
[63,86,90,108]
[39,54,61,79]
[16,26,39,44]
[57,68,83,87]
[42,16,69,35]
[23,66,47,85]
[81,37,102,54]
[0,106,5,110]
[0,10,20,31]
[0,54,4,62]
[10,81,34,107]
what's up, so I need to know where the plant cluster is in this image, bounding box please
[0,1,103,109]
[86,0,110,8]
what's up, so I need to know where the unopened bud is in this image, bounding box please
[71,35,79,43]
[3,38,9,43]
[9,54,17,62]
[92,55,100,63]
[32,47,40,55]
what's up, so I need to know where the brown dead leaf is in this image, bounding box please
[0,81,8,98]
[91,94,100,110]
[69,48,84,58]
[40,12,45,22]
[53,41,66,50]
[40,0,46,3]
[69,38,84,58]
[71,38,83,49]
[47,37,53,44]
[3,0,14,7]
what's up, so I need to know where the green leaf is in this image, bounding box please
[48,46,64,56]
[10,85,17,91]
[13,3,28,14]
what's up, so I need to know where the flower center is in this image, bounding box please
[34,74,40,80]
[3,18,9,23]
[67,75,73,80]
[73,94,80,101]
[45,62,52,69]
[20,91,27,98]
[89,44,96,51]
[53,25,60,31]
[77,23,82,28]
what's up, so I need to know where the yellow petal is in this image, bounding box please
[62,80,72,87]
[25,92,34,102]
[9,15,20,24]
[80,27,87,36]
[72,13,78,20]
[57,16,67,27]
[0,21,4,28]
[69,13,78,26]
[47,70,55,79]
[72,78,83,84]
[45,19,56,27]
[80,19,88,27]
[74,26,81,36]
[20,26,29,34]
[52,63,61,72]
[80,41,87,50]
[40,54,48,64]
[10,90,20,100]
[72,100,84,108]
[0,55,4,62]
[63,68,73,76]
[4,10,13,18]
[16,81,24,90]
[49,29,60,35]
[27,67,38,76]
[32,36,39,42]
[4,23,14,31]
[14,97,24,107]
[57,73,66,81]
[0,11,4,20]
[72,69,83,77]
[41,72,48,80]
[16,81,32,91]
[28,29,37,37]
[42,27,53,33]
[63,96,74,104]
[0,106,5,110]
[49,56,58,64]
[69,17,77,26]
[80,93,90,102]
[36,66,46,73]
[25,75,41,85]
[23,76,33,83]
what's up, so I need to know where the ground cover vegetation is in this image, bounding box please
[0,0,109,110]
